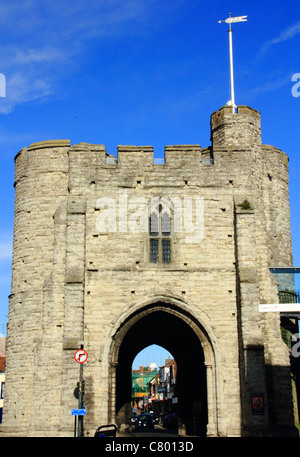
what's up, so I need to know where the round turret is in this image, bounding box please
[210,105,262,146]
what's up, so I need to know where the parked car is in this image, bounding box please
[163,413,178,430]
[134,414,154,430]
[149,412,159,424]
[131,413,138,426]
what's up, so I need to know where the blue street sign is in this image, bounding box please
[71,409,86,416]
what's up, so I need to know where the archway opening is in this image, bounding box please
[114,305,208,436]
[132,344,172,371]
[132,344,175,418]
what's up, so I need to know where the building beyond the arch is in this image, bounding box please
[1,105,298,437]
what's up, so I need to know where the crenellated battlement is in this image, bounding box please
[16,140,213,170]
[13,105,289,207]
[27,139,71,151]
[15,104,262,178]
[13,103,285,195]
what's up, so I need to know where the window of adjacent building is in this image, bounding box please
[149,203,171,263]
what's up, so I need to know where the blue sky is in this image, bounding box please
[0,1,299,368]
[132,344,173,370]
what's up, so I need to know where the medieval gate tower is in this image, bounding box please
[1,105,298,436]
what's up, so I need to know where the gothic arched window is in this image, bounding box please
[149,203,171,263]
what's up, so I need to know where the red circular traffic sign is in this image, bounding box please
[74,349,88,364]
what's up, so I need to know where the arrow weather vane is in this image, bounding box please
[218,13,247,113]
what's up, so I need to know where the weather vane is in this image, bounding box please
[218,13,247,113]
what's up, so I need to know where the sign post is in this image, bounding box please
[74,347,88,437]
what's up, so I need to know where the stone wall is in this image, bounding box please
[0,106,297,437]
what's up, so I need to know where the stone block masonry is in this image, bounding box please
[0,105,297,437]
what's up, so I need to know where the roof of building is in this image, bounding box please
[0,357,6,373]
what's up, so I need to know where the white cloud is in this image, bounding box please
[247,76,290,99]
[0,0,157,48]
[0,0,161,113]
[10,48,66,66]
[258,21,300,57]
[0,71,54,114]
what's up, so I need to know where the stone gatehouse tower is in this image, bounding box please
[1,105,297,436]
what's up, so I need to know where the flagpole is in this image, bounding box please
[228,18,235,114]
[218,13,247,115]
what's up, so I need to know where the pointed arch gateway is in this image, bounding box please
[108,297,220,436]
